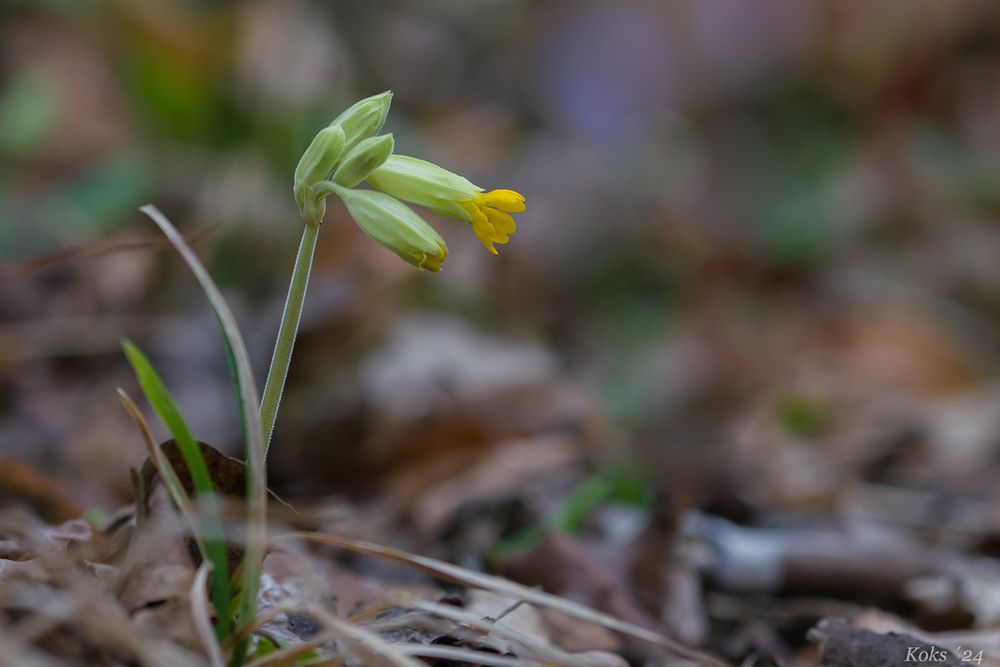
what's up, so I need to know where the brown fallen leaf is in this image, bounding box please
[117,482,199,634]
[136,439,300,573]
[135,439,249,574]
[496,531,660,638]
[0,456,82,523]
[138,440,248,510]
[410,434,580,533]
[540,608,621,654]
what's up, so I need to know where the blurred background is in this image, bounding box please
[6,0,1000,660]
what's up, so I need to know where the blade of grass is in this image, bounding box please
[139,204,266,666]
[121,340,232,638]
[121,342,217,498]
[116,387,205,553]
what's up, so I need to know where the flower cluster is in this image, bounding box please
[294,92,525,271]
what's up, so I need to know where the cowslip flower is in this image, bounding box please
[292,92,393,226]
[367,155,525,254]
[319,182,448,271]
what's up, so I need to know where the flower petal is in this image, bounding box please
[480,189,526,213]
[472,222,499,254]
[484,207,517,235]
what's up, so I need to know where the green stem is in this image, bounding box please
[260,222,319,455]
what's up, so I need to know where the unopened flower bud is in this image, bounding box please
[331,134,394,188]
[325,183,447,271]
[329,91,392,154]
[293,125,346,223]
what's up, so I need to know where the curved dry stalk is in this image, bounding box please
[346,600,395,625]
[139,204,267,639]
[116,388,205,554]
[273,532,730,667]
[397,645,529,666]
[241,619,338,667]
[66,574,202,667]
[191,562,225,667]
[385,593,576,666]
[221,607,285,652]
[243,603,427,667]
[8,561,203,667]
[360,610,452,638]
[0,225,219,280]
[299,605,426,667]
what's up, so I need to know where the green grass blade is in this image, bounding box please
[122,342,215,496]
[121,339,232,638]
[116,387,206,554]
[139,204,266,665]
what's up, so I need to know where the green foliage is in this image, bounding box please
[121,341,217,499]
[253,636,278,658]
[775,393,832,438]
[0,69,60,157]
[488,467,650,563]
[138,205,267,666]
[121,339,232,638]
[122,45,224,145]
[752,90,855,270]
[554,475,616,533]
[84,507,107,526]
[251,636,318,664]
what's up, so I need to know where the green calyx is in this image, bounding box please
[332,134,394,188]
[329,90,393,153]
[293,125,346,225]
[324,183,447,272]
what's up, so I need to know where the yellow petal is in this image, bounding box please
[419,242,447,271]
[456,200,479,222]
[484,207,517,235]
[471,220,499,254]
[467,205,489,228]
[479,189,526,213]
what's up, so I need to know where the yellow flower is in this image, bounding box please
[368,155,525,255]
[455,188,525,255]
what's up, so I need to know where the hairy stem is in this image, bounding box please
[259,222,319,455]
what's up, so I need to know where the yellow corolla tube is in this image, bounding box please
[367,155,525,254]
